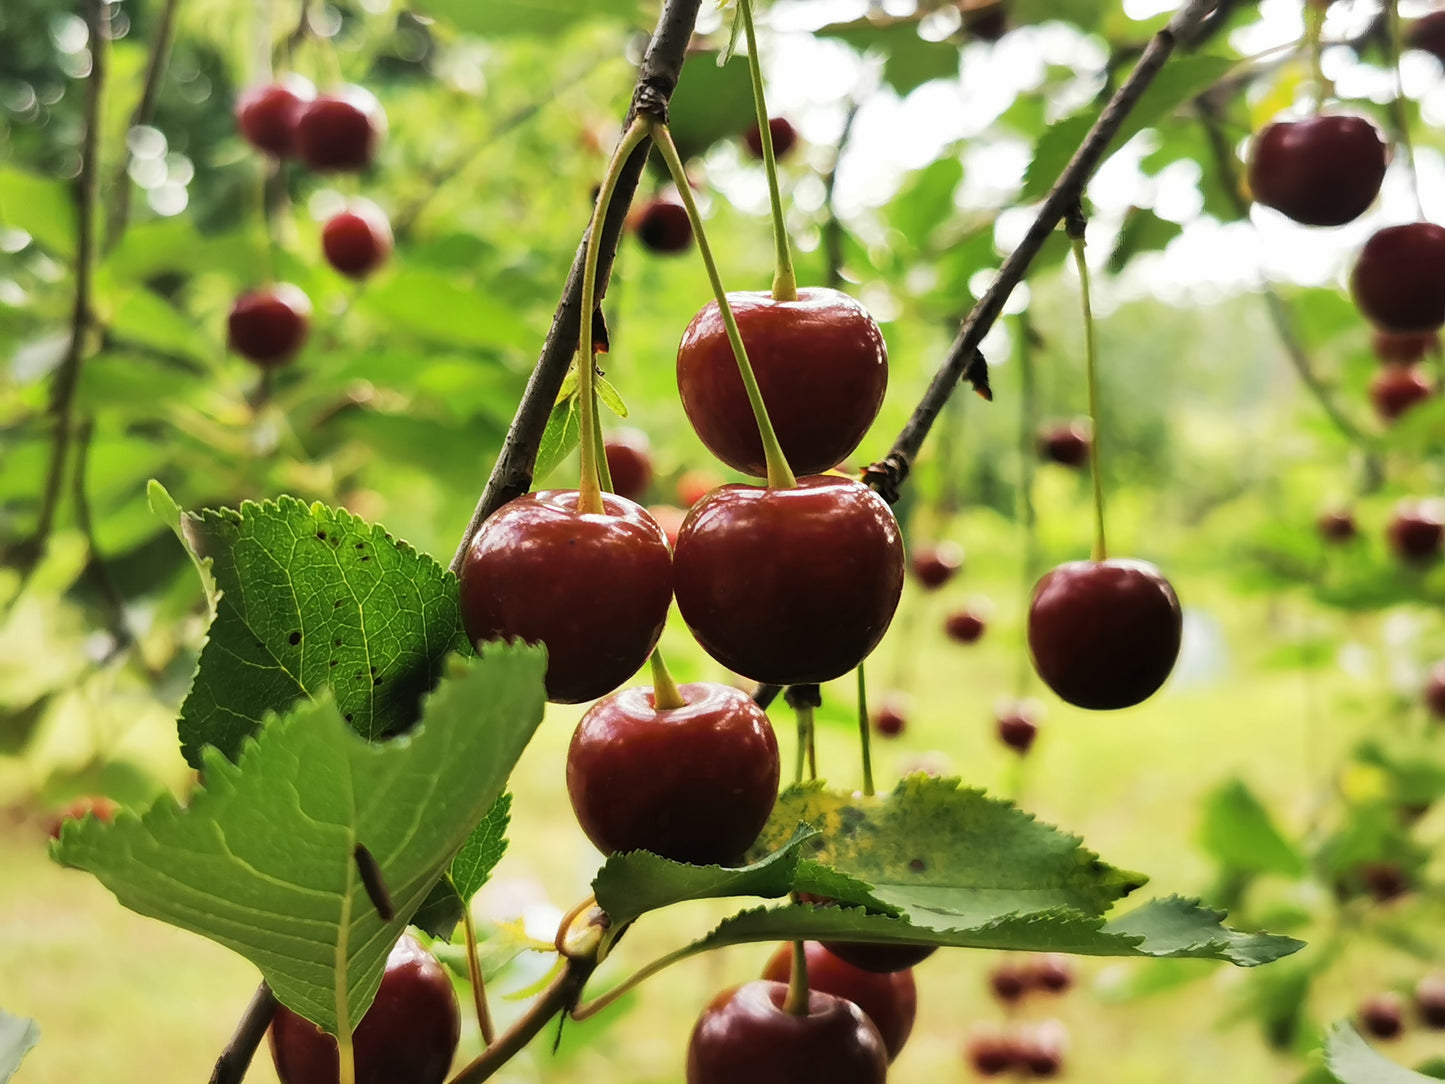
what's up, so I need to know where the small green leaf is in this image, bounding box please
[0,1009,40,1084]
[596,375,629,418]
[817,20,961,97]
[1104,896,1304,966]
[667,52,756,161]
[0,168,74,257]
[451,792,512,902]
[534,394,581,483]
[1199,779,1306,878]
[1324,1021,1437,1083]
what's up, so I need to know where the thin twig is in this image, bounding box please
[447,958,596,1084]
[208,983,278,1084]
[821,98,862,290]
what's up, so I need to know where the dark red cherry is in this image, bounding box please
[966,1032,1017,1076]
[1317,509,1358,543]
[228,284,312,367]
[872,695,907,738]
[1027,559,1182,710]
[1426,662,1445,719]
[1358,991,1406,1040]
[1409,10,1445,63]
[1373,329,1439,364]
[743,117,798,160]
[821,941,936,975]
[294,87,385,172]
[944,607,987,645]
[1387,500,1445,564]
[322,200,393,278]
[633,196,693,254]
[910,541,963,589]
[989,962,1028,1003]
[676,289,888,477]
[1352,223,1445,333]
[761,943,917,1062]
[1029,954,1074,994]
[1016,1022,1067,1077]
[236,76,314,158]
[1370,365,1434,422]
[46,795,118,841]
[458,491,673,703]
[1416,974,1445,1028]
[566,682,779,866]
[996,702,1040,755]
[673,476,904,685]
[269,934,459,1084]
[1248,115,1388,227]
[964,5,1009,40]
[686,981,887,1084]
[604,428,653,503]
[1038,421,1091,467]
[1361,861,1410,902]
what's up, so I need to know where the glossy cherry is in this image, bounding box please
[1358,991,1406,1040]
[1387,500,1445,564]
[1352,223,1445,333]
[744,117,798,160]
[1028,559,1182,710]
[996,702,1040,754]
[236,76,314,158]
[604,428,653,503]
[1317,509,1358,543]
[458,491,673,703]
[633,195,693,254]
[566,682,779,865]
[945,607,987,645]
[1416,974,1445,1028]
[910,541,963,589]
[1038,421,1091,468]
[269,934,459,1084]
[673,476,904,685]
[294,87,385,172]
[687,980,887,1084]
[322,200,393,279]
[821,940,936,975]
[1425,662,1445,719]
[676,289,888,477]
[1370,365,1434,423]
[228,284,312,367]
[1248,115,1387,227]
[760,943,916,1062]
[1373,329,1439,365]
[872,695,907,738]
[1409,10,1445,63]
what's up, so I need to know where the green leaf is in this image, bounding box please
[596,375,629,419]
[1106,207,1183,274]
[0,1010,40,1084]
[451,792,512,902]
[0,168,74,257]
[1198,779,1306,878]
[817,20,961,97]
[419,0,642,37]
[160,492,471,766]
[1324,1021,1437,1083]
[54,643,548,1037]
[362,270,537,353]
[410,876,465,941]
[1104,896,1304,966]
[667,52,756,162]
[534,394,581,483]
[887,157,964,251]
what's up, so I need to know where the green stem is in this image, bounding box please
[449,959,596,1084]
[793,703,807,786]
[648,120,797,490]
[1305,2,1328,114]
[1069,230,1107,563]
[1016,314,1039,697]
[591,403,615,493]
[1387,0,1426,220]
[649,648,687,710]
[782,936,809,1015]
[338,1031,356,1084]
[570,942,703,1023]
[737,0,797,301]
[579,118,650,514]
[856,665,875,797]
[462,907,496,1046]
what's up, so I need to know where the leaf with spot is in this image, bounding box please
[152,484,470,766]
[53,643,548,1037]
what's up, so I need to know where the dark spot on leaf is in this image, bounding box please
[361,555,371,562]
[329,660,337,668]
[355,671,366,680]
[288,631,301,645]
[370,666,377,674]
[255,640,264,649]
[909,858,926,873]
[355,542,365,549]
[333,639,342,647]
[333,599,343,609]
[345,713,354,723]
[373,677,383,686]
[316,531,326,540]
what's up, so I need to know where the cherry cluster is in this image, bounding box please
[965,955,1076,1078]
[1357,972,1445,1041]
[229,76,392,368]
[1316,500,1445,567]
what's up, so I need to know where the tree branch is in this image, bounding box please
[447,958,596,1084]
[207,982,277,1084]
[448,0,706,573]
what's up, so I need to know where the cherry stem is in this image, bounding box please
[1015,313,1039,699]
[570,941,703,1022]
[462,906,496,1046]
[1305,2,1328,114]
[792,701,817,784]
[737,0,797,302]
[648,120,798,490]
[1067,221,1107,563]
[1387,0,1426,221]
[578,118,650,514]
[591,408,616,493]
[649,648,687,710]
[782,935,810,1016]
[855,665,875,797]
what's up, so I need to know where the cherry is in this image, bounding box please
[293,87,385,173]
[1029,954,1074,994]
[1352,223,1445,333]
[1016,1022,1067,1077]
[1373,329,1439,365]
[821,940,936,975]
[1425,662,1445,719]
[322,200,393,279]
[633,195,693,254]
[743,117,798,161]
[965,1032,1016,1076]
[910,541,963,590]
[604,428,653,503]
[1409,10,1445,63]
[996,702,1040,755]
[1387,500,1445,564]
[676,289,888,477]
[872,695,907,738]
[672,476,904,685]
[1360,861,1410,903]
[1416,974,1445,1028]
[1028,559,1182,711]
[686,980,887,1084]
[760,942,917,1062]
[269,934,459,1084]
[228,284,312,367]
[989,961,1028,1003]
[458,491,673,703]
[1316,509,1358,544]
[945,607,987,645]
[1247,115,1387,227]
[236,76,314,158]
[964,5,1009,40]
[1037,421,1091,468]
[46,795,118,840]
[1370,365,1434,423]
[1358,991,1406,1040]
[677,468,724,508]
[566,682,779,865]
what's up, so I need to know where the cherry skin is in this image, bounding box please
[1416,974,1445,1028]
[676,289,888,477]
[269,934,459,1084]
[1352,223,1445,333]
[1028,559,1182,711]
[1358,992,1406,1040]
[872,695,907,738]
[989,962,1028,1003]
[966,1032,1017,1076]
[760,943,917,1062]
[1016,1023,1066,1077]
[294,87,385,173]
[604,428,653,503]
[910,541,963,589]
[1317,509,1358,544]
[1409,10,1445,63]
[236,76,314,158]
[566,682,779,866]
[1038,421,1091,468]
[1029,954,1074,994]
[743,117,798,160]
[633,196,693,254]
[1425,662,1445,719]
[673,476,904,685]
[322,200,393,279]
[945,607,987,645]
[686,980,887,1084]
[228,284,312,367]
[1248,115,1387,227]
[1373,329,1439,365]
[1370,365,1434,423]
[821,940,936,975]
[1387,500,1445,564]
[996,703,1040,755]
[458,491,673,704]
[964,5,1009,40]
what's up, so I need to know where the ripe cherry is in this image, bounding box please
[1016,1022,1067,1077]
[46,795,118,840]
[989,961,1028,1003]
[677,468,724,508]
[1416,973,1445,1028]
[604,428,653,503]
[686,980,887,1084]
[1387,500,1445,564]
[236,76,314,158]
[458,491,673,703]
[1317,509,1358,543]
[996,702,1040,755]
[910,541,963,589]
[294,87,385,173]
[1370,365,1434,423]
[1358,991,1406,1040]
[743,117,798,161]
[1373,329,1439,365]
[1037,421,1091,468]
[1029,954,1075,994]
[566,682,779,866]
[872,695,907,738]
[965,1032,1016,1076]
[760,943,917,1062]
[672,476,904,685]
[1409,10,1445,63]
[1028,559,1182,710]
[964,5,1009,40]
[322,200,393,279]
[633,195,693,254]
[1425,662,1445,719]
[1248,115,1388,227]
[269,934,459,1084]
[676,289,888,477]
[228,284,312,367]
[821,940,936,975]
[945,607,987,645]
[1352,223,1445,333]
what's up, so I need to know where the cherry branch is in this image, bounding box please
[207,983,278,1084]
[448,0,706,573]
[447,958,596,1084]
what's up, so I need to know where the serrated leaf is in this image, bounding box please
[164,493,470,766]
[1325,1021,1436,1083]
[1199,779,1306,878]
[452,792,512,902]
[1104,896,1304,966]
[534,394,581,483]
[54,643,548,1037]
[596,375,628,418]
[410,876,465,941]
[0,1010,40,1084]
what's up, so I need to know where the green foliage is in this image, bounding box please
[1324,1021,1437,1084]
[0,1010,40,1084]
[817,19,960,96]
[419,0,645,38]
[1199,779,1306,879]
